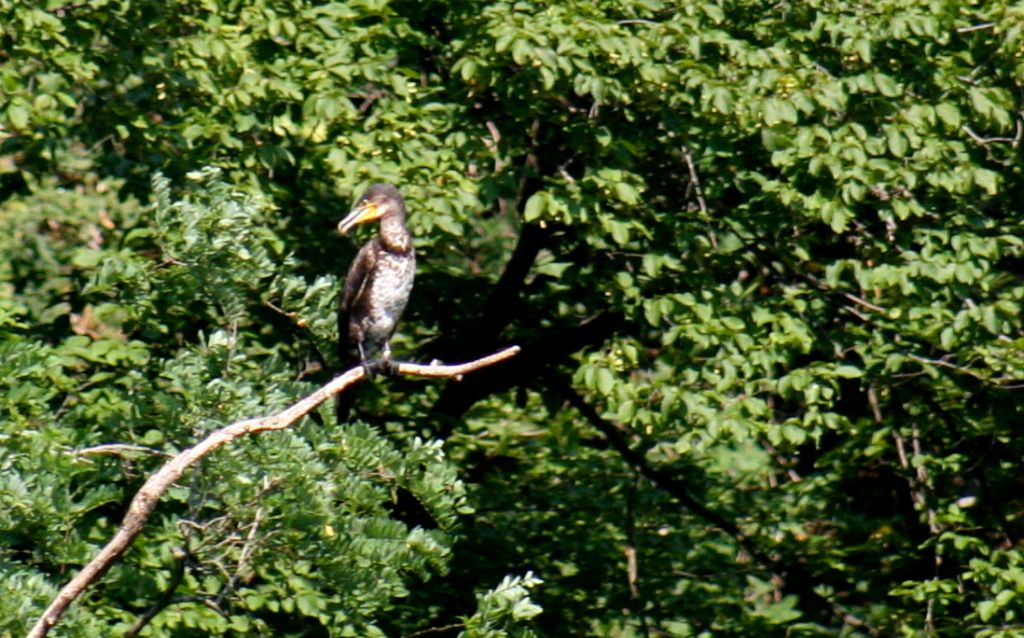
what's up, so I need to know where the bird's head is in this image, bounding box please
[338,183,405,235]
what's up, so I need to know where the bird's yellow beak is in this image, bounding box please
[337,201,382,235]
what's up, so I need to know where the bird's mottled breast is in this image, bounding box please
[363,248,415,343]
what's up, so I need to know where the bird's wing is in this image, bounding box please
[336,239,379,423]
[340,239,378,313]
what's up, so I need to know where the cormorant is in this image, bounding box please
[335,183,415,422]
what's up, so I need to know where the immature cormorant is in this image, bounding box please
[335,183,415,421]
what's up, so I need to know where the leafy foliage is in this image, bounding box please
[2,0,1024,636]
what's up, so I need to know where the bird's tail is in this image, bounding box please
[334,361,359,423]
[335,308,358,423]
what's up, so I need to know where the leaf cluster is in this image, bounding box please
[2,0,1024,637]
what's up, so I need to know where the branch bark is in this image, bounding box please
[28,346,520,638]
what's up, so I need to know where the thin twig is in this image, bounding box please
[962,124,1020,147]
[682,145,715,249]
[956,22,995,33]
[403,623,465,638]
[625,470,641,600]
[214,475,273,608]
[891,410,941,632]
[910,423,939,536]
[484,120,506,174]
[28,346,520,638]
[906,353,988,381]
[50,2,90,17]
[760,438,802,483]
[841,291,886,313]
[840,304,871,323]
[622,469,651,634]
[261,299,308,328]
[867,386,883,424]
[123,547,188,638]
[890,415,940,634]
[75,444,171,458]
[681,145,709,218]
[803,273,887,316]
[811,61,836,78]
[957,65,984,86]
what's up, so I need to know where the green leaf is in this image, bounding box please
[596,368,614,396]
[764,99,798,125]
[978,599,997,623]
[523,192,546,222]
[887,128,908,157]
[974,169,999,195]
[935,103,961,128]
[940,327,955,350]
[874,73,900,97]
[831,365,862,378]
[459,59,478,82]
[7,103,29,129]
[613,182,639,205]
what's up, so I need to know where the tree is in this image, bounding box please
[2,0,1023,636]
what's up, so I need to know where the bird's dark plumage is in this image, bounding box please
[335,183,415,422]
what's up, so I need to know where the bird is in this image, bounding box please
[335,183,415,422]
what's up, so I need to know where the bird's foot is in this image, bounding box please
[360,358,398,378]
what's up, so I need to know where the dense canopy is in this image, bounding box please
[2,0,1023,636]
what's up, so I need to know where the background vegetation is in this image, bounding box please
[2,0,1024,636]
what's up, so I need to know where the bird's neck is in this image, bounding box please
[379,215,412,254]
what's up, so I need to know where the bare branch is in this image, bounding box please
[396,347,519,378]
[28,346,520,638]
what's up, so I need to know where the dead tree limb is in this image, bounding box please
[28,345,520,638]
